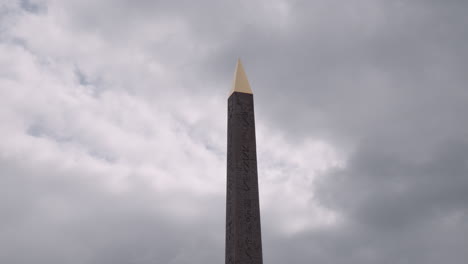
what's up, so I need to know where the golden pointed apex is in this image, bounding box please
[230,59,253,96]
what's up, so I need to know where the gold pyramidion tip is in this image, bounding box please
[230,59,253,96]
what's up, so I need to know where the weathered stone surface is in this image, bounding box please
[226,92,263,264]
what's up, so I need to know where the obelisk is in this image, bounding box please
[226,59,263,264]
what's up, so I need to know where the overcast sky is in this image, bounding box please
[1,0,468,263]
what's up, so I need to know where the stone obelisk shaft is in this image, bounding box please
[226,60,263,264]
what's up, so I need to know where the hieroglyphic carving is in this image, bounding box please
[240,104,254,263]
[226,92,263,264]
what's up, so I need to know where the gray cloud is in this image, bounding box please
[0,157,224,264]
[1,0,468,263]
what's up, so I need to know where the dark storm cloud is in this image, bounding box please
[266,141,468,264]
[1,0,468,263]
[321,141,468,228]
[262,139,468,263]
[200,0,468,145]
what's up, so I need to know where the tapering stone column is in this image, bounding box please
[226,60,263,264]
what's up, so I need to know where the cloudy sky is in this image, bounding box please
[1,0,468,263]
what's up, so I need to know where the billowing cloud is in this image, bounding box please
[1,0,467,263]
